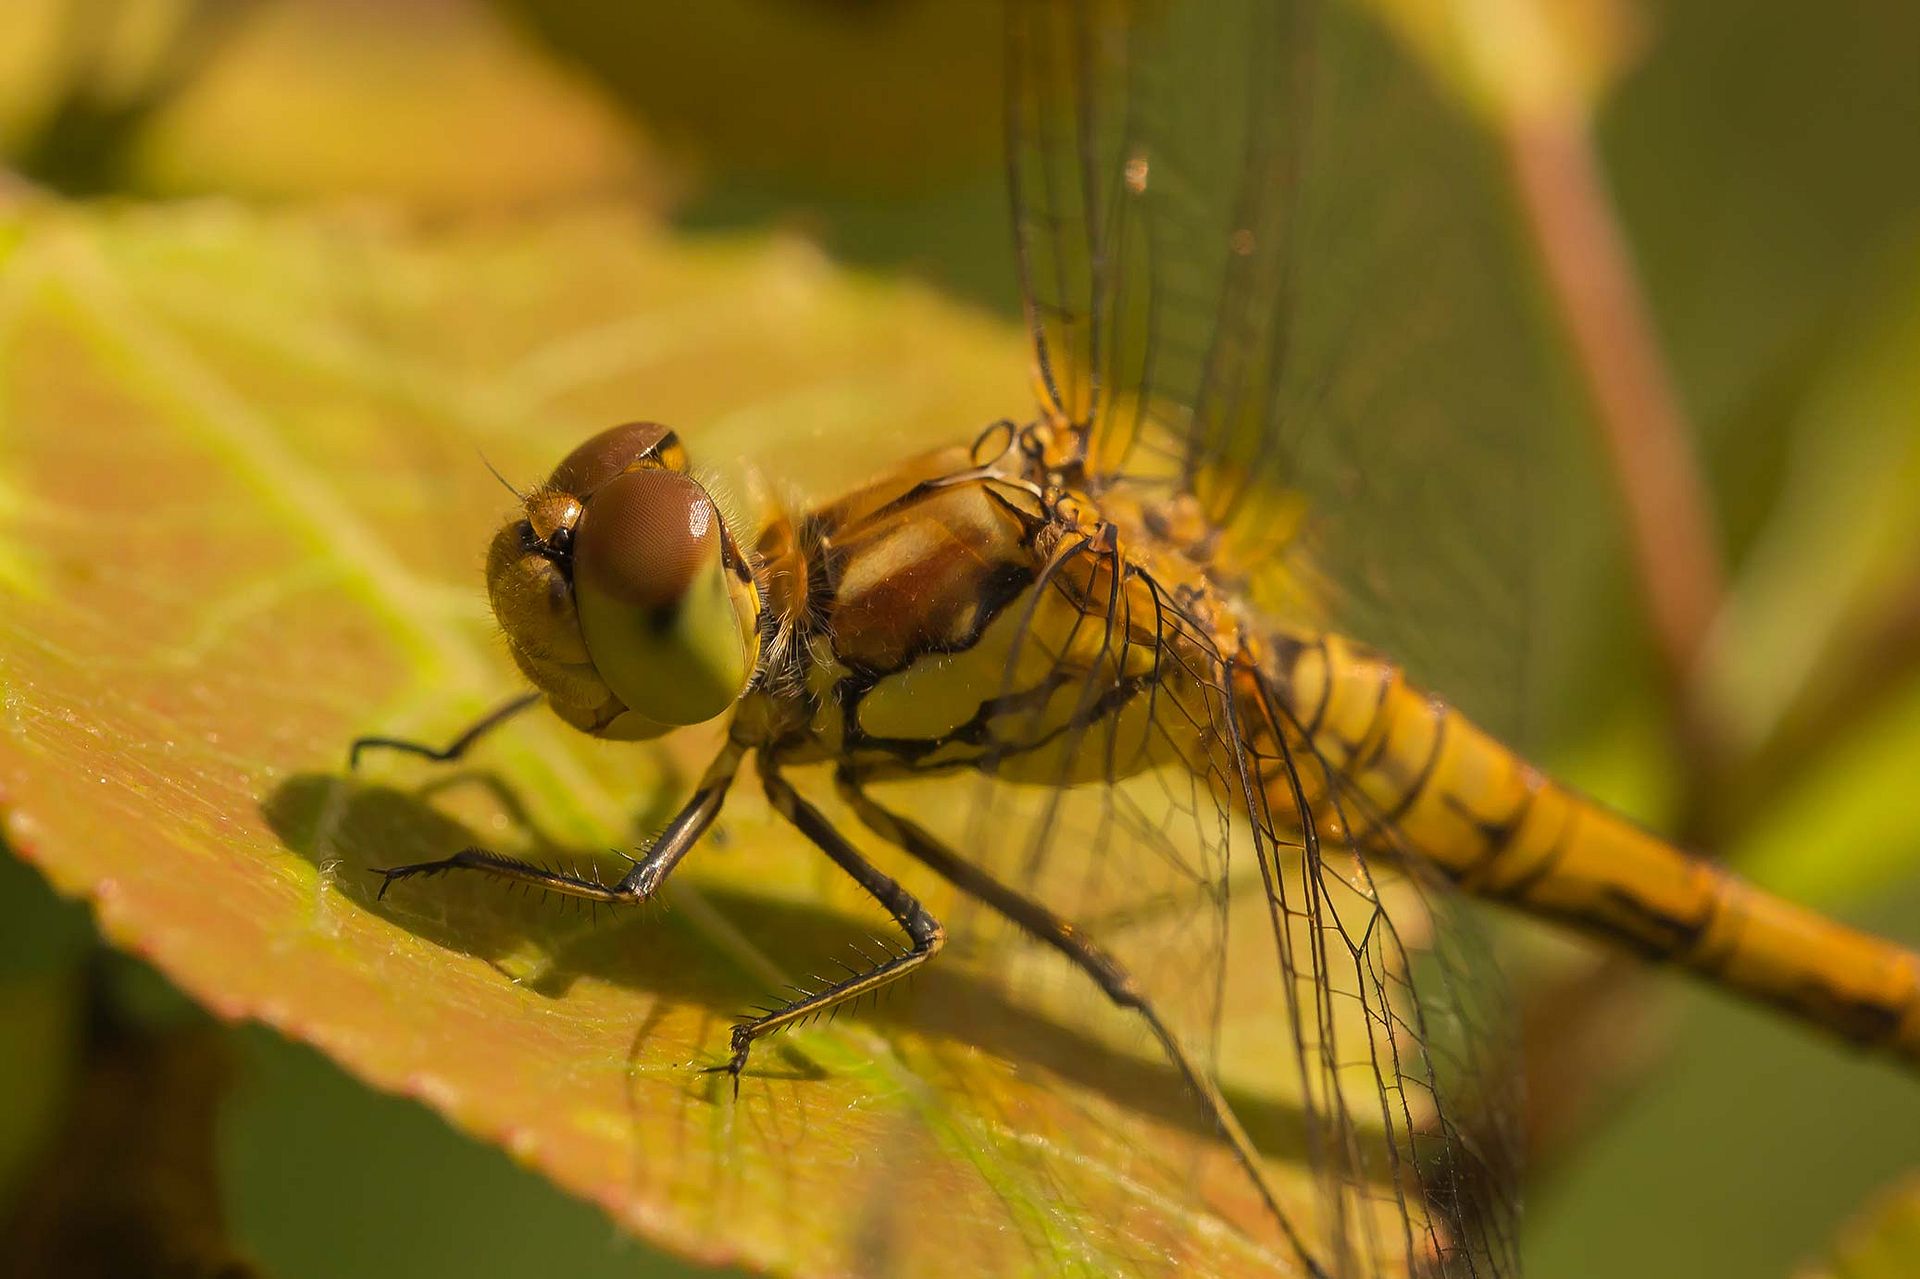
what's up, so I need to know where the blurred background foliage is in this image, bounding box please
[1,0,1917,1275]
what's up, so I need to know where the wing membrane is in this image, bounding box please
[1007,1,1104,433]
[958,540,1519,1273]
[1010,0,1551,729]
[1006,0,1318,494]
[990,0,1532,1271]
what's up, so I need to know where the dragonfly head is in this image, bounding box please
[486,422,763,740]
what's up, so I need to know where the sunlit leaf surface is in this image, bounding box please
[0,200,1373,1277]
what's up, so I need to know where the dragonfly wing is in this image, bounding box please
[992,0,1535,1271]
[1223,5,1552,736]
[896,544,1520,1274]
[1238,661,1527,1276]
[1014,0,1553,732]
[1006,0,1319,496]
[1005,0,1150,459]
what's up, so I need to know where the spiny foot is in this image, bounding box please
[370,857,462,899]
[699,1028,757,1099]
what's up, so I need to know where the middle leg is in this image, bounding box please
[708,763,945,1089]
[834,767,1325,1276]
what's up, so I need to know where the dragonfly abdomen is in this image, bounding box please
[1259,629,1920,1065]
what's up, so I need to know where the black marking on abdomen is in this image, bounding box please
[1327,657,1398,764]
[1267,632,1334,741]
[1365,707,1449,839]
[1485,802,1576,898]
[1442,775,1541,879]
[1575,885,1716,960]
[1772,978,1905,1047]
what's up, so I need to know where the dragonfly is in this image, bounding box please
[354,1,1920,1274]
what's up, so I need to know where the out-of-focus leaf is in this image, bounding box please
[1359,0,1637,124]
[0,831,92,975]
[224,1025,724,1279]
[0,966,79,1211]
[1798,1172,1920,1279]
[0,838,91,1208]
[0,0,651,211]
[145,0,652,210]
[1710,240,1920,902]
[488,0,1022,309]
[0,969,260,1279]
[1601,0,1920,434]
[1701,244,1920,759]
[1736,670,1920,906]
[1457,0,1920,806]
[492,0,1005,193]
[1521,883,1920,1279]
[0,200,1348,1277]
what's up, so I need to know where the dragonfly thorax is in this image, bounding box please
[714,435,1241,794]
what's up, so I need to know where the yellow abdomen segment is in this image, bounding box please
[1261,630,1920,1066]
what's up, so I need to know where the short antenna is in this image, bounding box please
[479,450,525,501]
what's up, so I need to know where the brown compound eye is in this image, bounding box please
[547,422,687,498]
[570,468,760,729]
[575,469,714,611]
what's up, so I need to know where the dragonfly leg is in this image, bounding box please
[373,745,740,904]
[349,691,542,770]
[835,768,1328,1277]
[707,765,944,1094]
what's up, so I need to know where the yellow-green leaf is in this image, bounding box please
[1801,1172,1920,1279]
[0,199,1349,1278]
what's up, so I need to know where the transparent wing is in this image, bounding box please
[987,0,1534,1271]
[859,527,1520,1274]
[1005,0,1102,438]
[1009,0,1318,500]
[1009,0,1552,732]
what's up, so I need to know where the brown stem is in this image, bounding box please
[1505,116,1727,739]
[1494,109,1727,1180]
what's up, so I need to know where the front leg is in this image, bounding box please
[374,743,741,905]
[706,763,944,1093]
[349,692,541,771]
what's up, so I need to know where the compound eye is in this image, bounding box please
[547,422,686,498]
[571,468,758,729]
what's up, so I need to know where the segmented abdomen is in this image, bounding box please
[1250,629,1920,1065]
